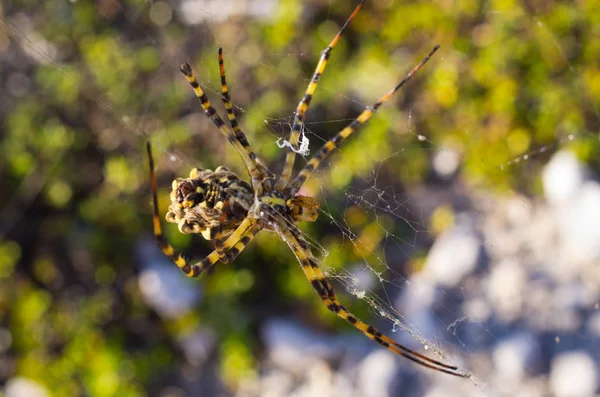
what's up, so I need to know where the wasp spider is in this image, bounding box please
[147,0,468,377]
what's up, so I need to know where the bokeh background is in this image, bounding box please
[1,0,599,396]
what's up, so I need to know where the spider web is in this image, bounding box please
[1,1,599,397]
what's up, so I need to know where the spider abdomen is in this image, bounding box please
[165,167,253,239]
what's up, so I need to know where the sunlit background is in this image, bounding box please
[1,0,599,396]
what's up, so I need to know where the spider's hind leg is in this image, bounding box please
[281,224,469,378]
[287,45,440,195]
[213,199,236,262]
[276,0,366,190]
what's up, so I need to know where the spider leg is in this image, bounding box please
[218,48,274,188]
[147,142,261,276]
[276,0,366,190]
[180,63,265,194]
[213,199,236,263]
[286,45,440,196]
[280,225,469,378]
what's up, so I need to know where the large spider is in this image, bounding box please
[147,0,468,378]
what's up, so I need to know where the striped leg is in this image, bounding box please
[213,199,237,263]
[180,63,264,194]
[147,142,260,276]
[281,225,468,377]
[217,48,274,187]
[286,45,440,196]
[276,0,366,190]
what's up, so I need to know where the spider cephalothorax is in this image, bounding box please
[148,0,469,378]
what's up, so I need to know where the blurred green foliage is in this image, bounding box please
[0,0,598,394]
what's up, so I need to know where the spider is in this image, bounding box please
[147,0,468,378]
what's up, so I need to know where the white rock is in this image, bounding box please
[486,259,526,322]
[137,238,201,319]
[556,181,600,263]
[4,377,49,397]
[433,148,461,179]
[138,266,201,319]
[301,360,334,397]
[492,333,539,382]
[357,350,398,397]
[515,377,546,397]
[423,385,462,397]
[543,151,587,206]
[262,319,346,372]
[422,217,481,287]
[257,370,293,397]
[550,351,598,397]
[396,274,436,314]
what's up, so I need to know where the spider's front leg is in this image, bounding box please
[180,62,267,194]
[217,48,274,189]
[276,0,366,190]
[287,44,440,196]
[212,199,241,264]
[280,224,469,378]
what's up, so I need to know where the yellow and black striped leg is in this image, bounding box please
[276,0,366,190]
[281,224,469,378]
[147,142,260,276]
[286,45,440,196]
[180,63,264,194]
[213,199,234,263]
[217,48,274,189]
[176,217,259,277]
